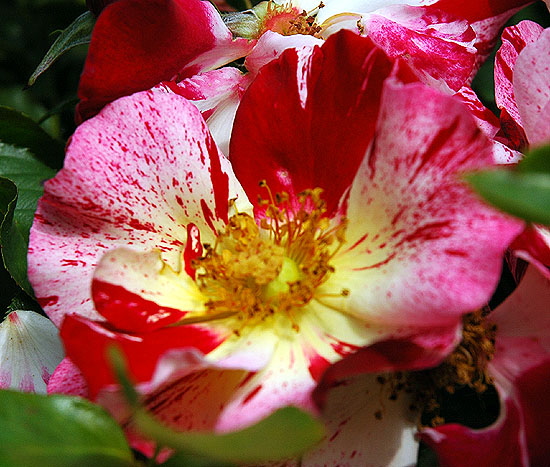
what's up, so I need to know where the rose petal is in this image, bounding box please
[77,0,254,120]
[29,90,250,326]
[364,5,476,91]
[244,30,323,76]
[231,30,396,216]
[92,249,204,332]
[514,28,550,146]
[161,67,252,156]
[0,311,64,393]
[495,21,544,148]
[60,314,227,398]
[304,373,419,466]
[47,357,89,397]
[319,79,523,327]
[422,266,550,466]
[313,325,461,407]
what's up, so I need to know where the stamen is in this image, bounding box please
[185,182,348,333]
[408,309,498,427]
[258,1,324,37]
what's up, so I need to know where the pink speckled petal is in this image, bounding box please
[319,79,523,327]
[0,311,64,393]
[495,20,544,148]
[514,28,550,146]
[431,0,532,64]
[363,5,476,91]
[160,67,252,156]
[511,226,550,279]
[454,86,500,137]
[47,357,89,397]
[29,90,249,326]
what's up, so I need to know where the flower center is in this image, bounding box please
[258,2,324,37]
[407,309,498,427]
[192,183,347,333]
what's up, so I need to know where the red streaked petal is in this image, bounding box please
[160,67,252,156]
[514,27,550,146]
[423,267,550,466]
[511,226,550,279]
[92,248,205,332]
[92,280,189,333]
[60,314,225,398]
[313,325,461,408]
[230,30,396,217]
[364,6,476,91]
[495,20,544,148]
[29,90,247,327]
[432,0,532,23]
[323,79,523,327]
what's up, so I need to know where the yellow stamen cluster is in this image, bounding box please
[259,2,325,37]
[408,309,498,427]
[434,309,496,394]
[191,183,346,333]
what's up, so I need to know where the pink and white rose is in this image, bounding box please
[31,31,522,460]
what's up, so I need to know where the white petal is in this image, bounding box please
[0,311,64,393]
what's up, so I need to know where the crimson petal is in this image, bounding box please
[230,30,403,217]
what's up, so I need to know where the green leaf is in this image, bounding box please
[138,405,324,464]
[0,180,21,318]
[517,144,550,174]
[465,169,550,226]
[0,390,134,467]
[0,106,65,169]
[27,11,95,87]
[110,348,325,464]
[0,177,17,217]
[0,144,56,294]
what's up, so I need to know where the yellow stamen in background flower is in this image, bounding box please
[258,1,325,37]
[408,309,498,427]
[434,309,496,394]
[190,183,347,333]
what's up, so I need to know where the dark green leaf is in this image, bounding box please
[0,177,17,217]
[27,11,94,87]
[110,348,324,464]
[0,179,21,318]
[161,451,233,467]
[0,144,56,294]
[465,169,550,226]
[0,106,65,169]
[0,390,134,467]
[137,405,323,464]
[517,144,550,174]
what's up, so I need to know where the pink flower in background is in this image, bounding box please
[493,21,550,278]
[495,21,550,149]
[421,266,550,467]
[31,31,522,460]
[76,0,532,122]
